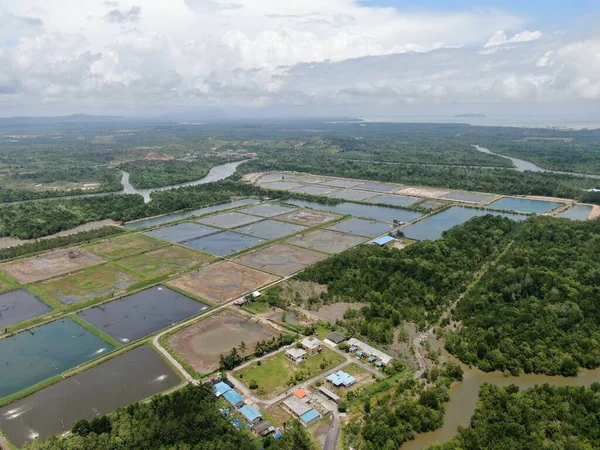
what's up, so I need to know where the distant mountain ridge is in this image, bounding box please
[454,113,487,118]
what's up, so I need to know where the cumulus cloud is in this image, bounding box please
[0,0,598,115]
[104,6,142,24]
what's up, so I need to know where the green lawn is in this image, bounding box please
[115,245,212,278]
[85,233,165,260]
[234,346,346,399]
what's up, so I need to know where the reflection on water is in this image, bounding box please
[401,338,600,450]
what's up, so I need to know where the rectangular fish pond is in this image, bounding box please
[76,286,210,344]
[556,204,593,220]
[183,231,266,256]
[0,345,180,448]
[0,290,51,328]
[0,318,114,400]
[287,199,422,224]
[401,206,528,241]
[486,197,563,214]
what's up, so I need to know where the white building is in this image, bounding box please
[286,348,307,364]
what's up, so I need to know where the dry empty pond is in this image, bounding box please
[169,261,279,304]
[286,230,366,254]
[237,244,327,276]
[168,309,280,374]
[1,248,104,283]
[274,208,341,226]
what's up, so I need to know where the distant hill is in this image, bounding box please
[0,114,123,125]
[454,113,487,118]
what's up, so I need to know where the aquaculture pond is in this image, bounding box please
[287,199,422,224]
[124,199,260,229]
[234,220,307,240]
[442,192,494,203]
[556,204,593,220]
[327,218,393,238]
[183,231,265,256]
[144,222,219,243]
[0,345,180,448]
[0,319,114,399]
[401,207,527,241]
[0,290,51,328]
[486,197,562,214]
[77,286,209,343]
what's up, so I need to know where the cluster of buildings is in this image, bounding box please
[282,388,323,425]
[347,337,393,367]
[285,337,323,364]
[213,381,275,437]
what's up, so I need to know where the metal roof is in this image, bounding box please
[300,409,320,424]
[347,337,393,365]
[223,390,244,406]
[239,404,262,423]
[326,332,346,344]
[301,337,321,350]
[319,386,341,402]
[214,381,232,396]
[326,370,356,387]
[372,235,395,246]
[283,396,312,417]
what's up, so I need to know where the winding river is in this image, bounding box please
[401,338,600,450]
[120,159,248,203]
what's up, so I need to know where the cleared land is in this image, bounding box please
[234,347,346,399]
[37,264,141,304]
[1,248,104,283]
[116,245,211,278]
[169,261,279,304]
[237,244,327,276]
[274,208,341,226]
[306,302,370,323]
[286,230,366,254]
[167,309,280,374]
[398,187,450,198]
[288,185,336,196]
[85,233,164,260]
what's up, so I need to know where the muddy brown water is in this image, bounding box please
[401,340,600,450]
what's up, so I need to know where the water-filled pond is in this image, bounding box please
[487,197,562,214]
[183,231,265,256]
[0,319,114,399]
[401,206,527,241]
[0,290,51,328]
[556,204,593,220]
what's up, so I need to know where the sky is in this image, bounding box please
[0,0,599,118]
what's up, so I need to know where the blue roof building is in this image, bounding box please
[300,409,320,424]
[326,370,357,387]
[214,381,232,397]
[239,404,262,424]
[372,235,395,246]
[223,389,244,406]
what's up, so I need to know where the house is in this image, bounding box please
[239,404,262,424]
[319,386,341,403]
[223,390,244,407]
[372,235,396,247]
[283,396,313,418]
[347,337,394,366]
[286,348,307,364]
[300,409,320,424]
[326,370,356,388]
[294,388,309,399]
[325,332,346,346]
[301,337,322,356]
[253,420,275,436]
[214,381,232,397]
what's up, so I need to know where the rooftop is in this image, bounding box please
[372,235,395,246]
[327,370,356,387]
[214,381,232,397]
[301,337,322,350]
[223,389,244,406]
[347,337,394,365]
[286,348,307,359]
[319,386,341,402]
[300,409,320,424]
[326,332,346,344]
[239,404,262,423]
[283,396,312,417]
[294,388,309,399]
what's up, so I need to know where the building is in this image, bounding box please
[214,381,232,398]
[325,332,346,346]
[253,420,275,436]
[239,404,262,424]
[294,388,309,399]
[319,386,341,403]
[300,409,320,424]
[326,370,356,388]
[286,348,307,364]
[283,396,313,418]
[301,337,322,356]
[347,337,394,366]
[223,389,244,407]
[372,235,396,246]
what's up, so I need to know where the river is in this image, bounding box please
[120,159,248,203]
[473,145,600,180]
[401,338,600,450]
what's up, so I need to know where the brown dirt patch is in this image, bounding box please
[590,205,600,220]
[397,187,450,198]
[286,230,366,254]
[273,208,341,226]
[306,302,369,323]
[237,244,327,276]
[146,152,173,161]
[1,248,104,283]
[169,261,280,304]
[167,308,280,374]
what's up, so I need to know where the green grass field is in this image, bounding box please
[36,263,142,305]
[115,245,213,278]
[85,233,165,260]
[234,347,345,399]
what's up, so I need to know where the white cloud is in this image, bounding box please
[0,0,597,115]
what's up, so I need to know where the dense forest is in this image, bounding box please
[428,383,600,450]
[445,217,600,376]
[121,158,226,188]
[27,385,316,450]
[297,215,521,341]
[344,363,464,450]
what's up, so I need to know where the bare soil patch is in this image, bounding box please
[116,245,211,278]
[274,208,341,226]
[1,248,104,283]
[286,230,366,254]
[168,308,279,374]
[306,302,369,323]
[169,261,280,304]
[237,244,327,276]
[85,233,164,260]
[397,187,450,198]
